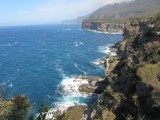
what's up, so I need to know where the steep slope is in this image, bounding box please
[82,20,124,33]
[64,0,160,24]
[82,0,160,32]
[90,0,160,19]
[82,13,160,120]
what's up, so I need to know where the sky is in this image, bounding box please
[0,0,134,26]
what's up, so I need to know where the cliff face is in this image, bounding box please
[82,20,124,33]
[89,0,160,19]
[82,13,160,120]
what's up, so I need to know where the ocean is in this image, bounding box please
[0,24,122,112]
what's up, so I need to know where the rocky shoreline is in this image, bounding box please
[82,20,124,33]
[59,75,105,96]
[44,76,105,120]
[39,13,160,120]
[59,13,160,120]
[53,46,120,120]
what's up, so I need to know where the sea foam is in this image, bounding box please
[87,29,122,35]
[92,58,105,66]
[58,74,89,96]
[98,44,117,56]
[45,75,89,119]
[74,63,87,75]
[74,41,84,47]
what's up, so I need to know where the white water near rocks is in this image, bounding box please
[45,44,118,119]
[92,44,117,66]
[43,29,120,119]
[45,75,90,119]
[0,25,122,120]
[86,29,123,35]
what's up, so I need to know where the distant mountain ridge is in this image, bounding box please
[89,0,160,19]
[62,0,160,24]
[62,15,89,24]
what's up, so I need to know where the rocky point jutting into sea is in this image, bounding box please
[82,19,124,33]
[55,13,160,120]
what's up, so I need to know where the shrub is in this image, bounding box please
[104,86,112,95]
[102,108,116,120]
[137,62,160,90]
[12,95,31,120]
[0,95,31,120]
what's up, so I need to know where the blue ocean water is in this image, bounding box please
[0,24,122,110]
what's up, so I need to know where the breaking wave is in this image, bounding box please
[98,44,117,56]
[74,63,87,75]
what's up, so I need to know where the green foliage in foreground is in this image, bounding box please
[0,95,31,120]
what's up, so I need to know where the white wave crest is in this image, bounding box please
[74,63,87,75]
[92,58,105,66]
[59,75,88,96]
[1,42,18,47]
[86,29,122,34]
[98,45,117,56]
[74,41,84,47]
[8,83,13,88]
[106,32,123,34]
[98,45,111,54]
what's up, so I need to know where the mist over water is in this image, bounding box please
[0,24,122,109]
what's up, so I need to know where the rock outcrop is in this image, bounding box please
[82,20,124,33]
[81,13,160,120]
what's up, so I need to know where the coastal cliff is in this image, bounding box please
[82,19,124,33]
[80,13,160,120]
[37,13,160,120]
